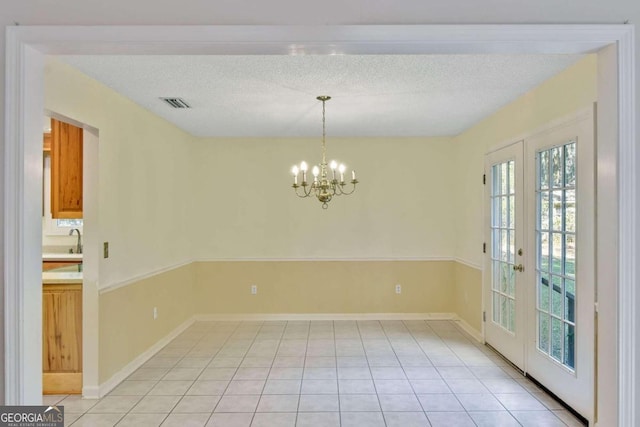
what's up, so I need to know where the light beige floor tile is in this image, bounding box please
[295,412,340,427]
[340,412,385,427]
[43,394,68,405]
[63,412,81,427]
[455,393,506,411]
[173,395,221,413]
[256,394,299,412]
[200,368,237,381]
[468,411,521,427]
[116,413,167,427]
[187,380,230,395]
[383,411,430,427]
[339,394,381,412]
[418,393,464,411]
[373,379,413,394]
[224,380,265,395]
[163,368,203,381]
[302,368,337,380]
[378,394,422,412]
[109,380,157,396]
[160,413,211,427]
[268,368,303,380]
[148,381,194,396]
[494,393,547,411]
[71,413,125,426]
[214,395,260,412]
[88,396,142,413]
[510,410,567,427]
[59,395,100,413]
[128,368,170,381]
[300,379,338,394]
[131,395,181,413]
[263,380,301,394]
[297,394,339,412]
[426,411,475,427]
[338,379,376,394]
[337,367,371,380]
[234,367,270,380]
[206,413,253,427]
[250,412,296,427]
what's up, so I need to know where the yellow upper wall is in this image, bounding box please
[44,59,195,288]
[193,136,456,259]
[452,55,598,267]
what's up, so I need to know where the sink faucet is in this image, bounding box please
[69,228,82,254]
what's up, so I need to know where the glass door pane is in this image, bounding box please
[491,160,516,333]
[535,141,576,369]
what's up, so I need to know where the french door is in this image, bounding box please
[484,108,595,422]
[484,141,526,370]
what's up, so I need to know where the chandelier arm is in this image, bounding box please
[338,183,358,195]
[293,185,313,198]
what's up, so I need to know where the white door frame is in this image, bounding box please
[4,24,636,425]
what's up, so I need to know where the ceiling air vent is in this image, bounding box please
[160,97,191,109]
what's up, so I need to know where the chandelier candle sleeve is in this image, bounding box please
[291,95,359,209]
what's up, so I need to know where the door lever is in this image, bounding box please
[513,264,524,272]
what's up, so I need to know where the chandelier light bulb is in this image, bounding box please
[312,165,320,177]
[300,161,308,172]
[338,164,346,173]
[292,165,299,175]
[330,160,338,170]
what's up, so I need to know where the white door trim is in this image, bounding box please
[4,25,636,425]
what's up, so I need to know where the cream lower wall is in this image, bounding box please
[453,262,483,333]
[98,264,195,384]
[194,261,455,315]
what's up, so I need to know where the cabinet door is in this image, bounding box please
[43,283,83,394]
[51,118,83,218]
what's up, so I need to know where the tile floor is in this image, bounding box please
[45,320,586,426]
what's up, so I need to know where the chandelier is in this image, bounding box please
[291,96,358,209]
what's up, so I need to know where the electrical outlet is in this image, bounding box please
[251,285,257,295]
[395,284,402,294]
[103,242,109,258]
[153,307,158,320]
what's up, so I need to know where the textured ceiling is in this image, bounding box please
[59,54,583,137]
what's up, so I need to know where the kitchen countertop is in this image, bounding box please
[43,271,83,284]
[43,252,83,262]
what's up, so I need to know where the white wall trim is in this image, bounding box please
[453,316,484,343]
[95,316,196,398]
[195,313,457,322]
[98,260,192,294]
[453,258,483,270]
[616,25,637,427]
[194,257,454,263]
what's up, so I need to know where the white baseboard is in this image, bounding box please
[82,386,100,400]
[195,312,458,321]
[96,316,196,398]
[454,316,484,343]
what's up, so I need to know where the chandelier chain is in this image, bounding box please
[321,98,327,167]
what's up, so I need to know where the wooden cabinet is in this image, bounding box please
[50,118,83,219]
[43,283,83,394]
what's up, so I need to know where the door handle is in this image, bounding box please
[513,264,524,272]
